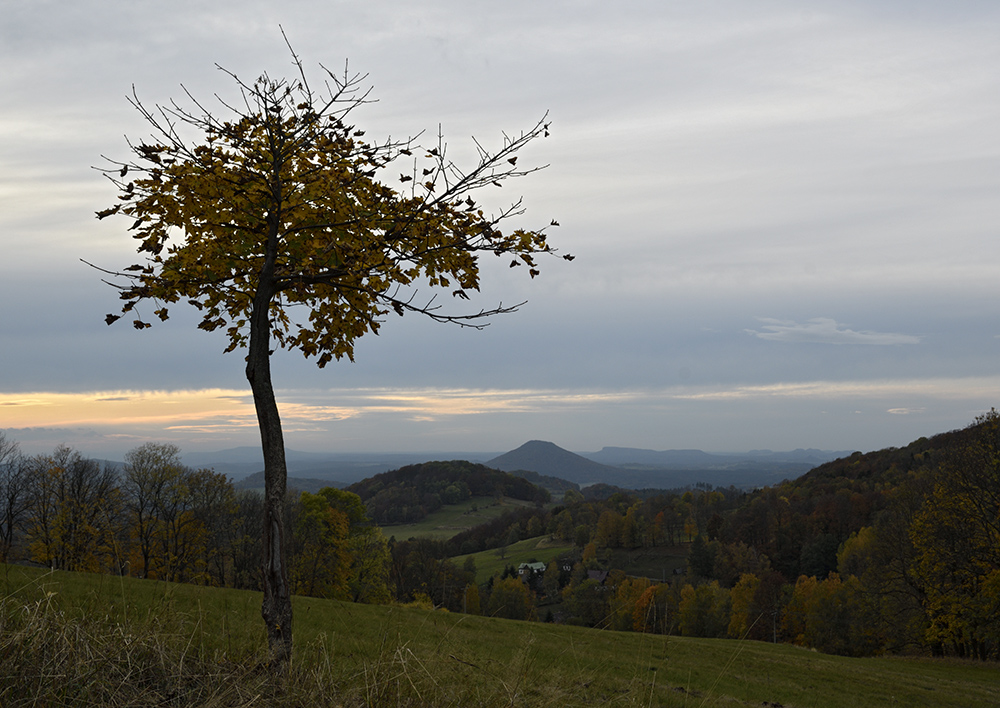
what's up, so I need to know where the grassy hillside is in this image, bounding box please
[453,535,575,583]
[2,564,997,707]
[381,495,538,540]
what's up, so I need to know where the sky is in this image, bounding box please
[2,0,1000,459]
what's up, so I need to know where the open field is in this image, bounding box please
[379,495,539,540]
[2,564,998,707]
[450,537,689,585]
[452,536,575,583]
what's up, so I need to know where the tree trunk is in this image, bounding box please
[246,252,293,670]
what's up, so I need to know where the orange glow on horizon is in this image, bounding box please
[0,389,256,428]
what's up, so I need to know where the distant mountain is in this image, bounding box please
[487,441,622,486]
[486,441,836,490]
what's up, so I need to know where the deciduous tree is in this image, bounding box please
[633,582,675,634]
[313,486,391,604]
[290,491,350,598]
[909,411,1000,659]
[96,43,563,667]
[229,490,264,590]
[677,581,729,638]
[487,576,535,621]
[122,442,183,578]
[728,572,761,639]
[186,467,236,585]
[0,432,27,562]
[24,447,121,573]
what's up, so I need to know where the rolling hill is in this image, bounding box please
[487,440,620,485]
[346,459,550,525]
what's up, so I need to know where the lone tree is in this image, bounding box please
[94,45,566,668]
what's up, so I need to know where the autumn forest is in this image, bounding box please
[0,410,997,662]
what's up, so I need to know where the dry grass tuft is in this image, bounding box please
[0,592,280,707]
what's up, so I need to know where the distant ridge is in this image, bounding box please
[584,447,721,468]
[181,442,846,491]
[234,471,343,494]
[488,441,839,490]
[182,448,500,484]
[582,446,851,468]
[487,440,620,485]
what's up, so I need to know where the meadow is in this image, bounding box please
[452,535,575,583]
[2,564,997,707]
[379,496,538,541]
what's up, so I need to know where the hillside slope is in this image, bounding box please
[347,459,550,524]
[3,564,997,708]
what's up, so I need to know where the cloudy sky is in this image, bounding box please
[2,1,999,458]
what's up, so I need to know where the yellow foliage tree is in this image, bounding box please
[728,572,761,639]
[346,527,392,605]
[95,43,564,667]
[24,447,122,573]
[487,576,535,621]
[677,581,730,638]
[594,509,622,548]
[184,467,237,585]
[608,576,651,631]
[910,411,1000,659]
[633,583,674,634]
[464,583,482,616]
[781,573,871,656]
[291,491,351,599]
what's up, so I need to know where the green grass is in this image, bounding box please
[380,495,539,540]
[2,564,998,707]
[452,536,575,583]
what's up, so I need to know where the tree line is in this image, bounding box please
[0,437,392,602]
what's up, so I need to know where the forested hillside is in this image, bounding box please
[0,413,996,662]
[346,460,550,524]
[381,414,1000,660]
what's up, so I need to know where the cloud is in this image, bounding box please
[1,427,105,441]
[747,318,921,345]
[669,377,1000,401]
[0,389,255,429]
[0,398,53,407]
[2,2,1000,456]
[1,378,996,456]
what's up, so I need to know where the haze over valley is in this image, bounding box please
[191,439,853,491]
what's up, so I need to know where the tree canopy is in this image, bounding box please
[95,43,565,669]
[97,47,565,365]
